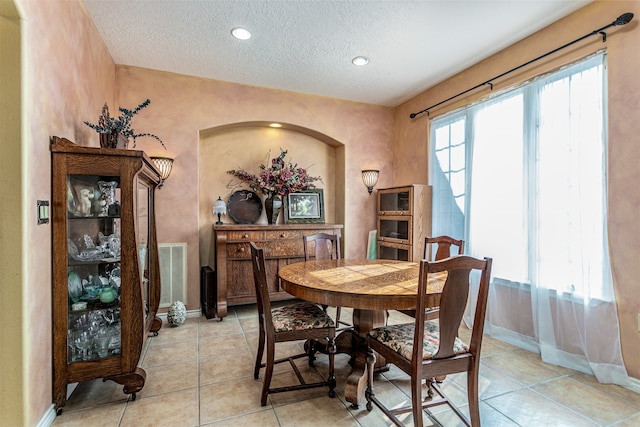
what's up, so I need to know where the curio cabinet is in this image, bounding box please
[51,136,162,413]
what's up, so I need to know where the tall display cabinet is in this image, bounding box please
[377,184,432,262]
[51,136,162,412]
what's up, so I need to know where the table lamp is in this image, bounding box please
[213,196,227,225]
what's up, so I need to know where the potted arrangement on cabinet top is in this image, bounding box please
[84,99,165,149]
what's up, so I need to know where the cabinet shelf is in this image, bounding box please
[51,136,162,413]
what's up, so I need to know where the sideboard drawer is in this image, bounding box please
[262,239,304,258]
[227,240,305,259]
[227,230,265,241]
[265,229,303,241]
[227,242,252,259]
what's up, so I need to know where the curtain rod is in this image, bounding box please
[409,12,634,119]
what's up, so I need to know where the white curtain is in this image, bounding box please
[431,52,629,385]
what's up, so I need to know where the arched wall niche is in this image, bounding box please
[198,121,346,267]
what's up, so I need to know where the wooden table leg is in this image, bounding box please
[344,309,387,409]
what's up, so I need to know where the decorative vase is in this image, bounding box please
[167,301,187,327]
[99,131,128,149]
[264,195,283,225]
[99,286,118,304]
[97,181,118,216]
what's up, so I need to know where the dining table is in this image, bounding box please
[277,258,446,408]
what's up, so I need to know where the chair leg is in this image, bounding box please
[411,372,423,427]
[261,341,275,406]
[306,339,317,366]
[336,306,342,325]
[254,325,265,379]
[467,365,480,426]
[327,336,337,398]
[425,378,434,400]
[365,347,376,411]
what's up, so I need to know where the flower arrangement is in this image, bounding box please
[84,99,165,149]
[227,149,322,198]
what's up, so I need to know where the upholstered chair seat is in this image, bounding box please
[369,322,469,361]
[271,302,336,332]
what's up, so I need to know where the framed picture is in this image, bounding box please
[285,189,325,224]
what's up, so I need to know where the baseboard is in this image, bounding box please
[36,404,56,427]
[156,309,202,322]
[625,376,640,394]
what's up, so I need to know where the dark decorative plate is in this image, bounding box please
[227,190,262,224]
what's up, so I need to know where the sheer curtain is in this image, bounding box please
[431,52,629,385]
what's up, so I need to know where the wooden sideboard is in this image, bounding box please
[211,224,343,319]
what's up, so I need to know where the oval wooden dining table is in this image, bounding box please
[278,258,446,408]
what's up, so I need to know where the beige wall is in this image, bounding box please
[116,65,394,310]
[393,1,640,379]
[8,0,116,424]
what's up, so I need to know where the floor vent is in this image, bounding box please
[158,243,187,308]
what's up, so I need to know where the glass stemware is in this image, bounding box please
[74,331,95,361]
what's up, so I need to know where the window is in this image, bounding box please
[430,52,610,300]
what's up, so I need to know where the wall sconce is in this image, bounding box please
[361,169,380,195]
[150,157,174,188]
[213,196,227,225]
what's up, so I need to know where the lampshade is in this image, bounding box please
[213,196,227,225]
[150,156,174,188]
[213,196,227,215]
[361,169,380,195]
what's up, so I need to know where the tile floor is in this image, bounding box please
[53,304,640,427]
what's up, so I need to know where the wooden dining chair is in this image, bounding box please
[397,236,465,321]
[250,242,337,406]
[424,235,465,261]
[303,233,351,329]
[365,255,493,427]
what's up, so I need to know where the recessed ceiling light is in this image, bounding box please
[269,123,282,128]
[352,56,370,66]
[231,27,251,40]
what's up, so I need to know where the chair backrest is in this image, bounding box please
[424,236,465,261]
[303,233,341,261]
[250,242,273,332]
[413,255,492,361]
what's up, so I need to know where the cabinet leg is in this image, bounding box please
[150,316,162,333]
[104,367,147,396]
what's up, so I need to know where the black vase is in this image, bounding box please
[264,195,283,225]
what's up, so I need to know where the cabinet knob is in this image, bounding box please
[280,233,286,238]
[243,233,249,239]
[379,211,385,215]
[239,247,245,252]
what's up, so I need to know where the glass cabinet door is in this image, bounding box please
[66,175,122,363]
[137,181,150,316]
[378,218,410,241]
[378,245,410,261]
[378,189,410,214]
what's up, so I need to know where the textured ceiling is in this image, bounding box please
[83,0,591,107]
